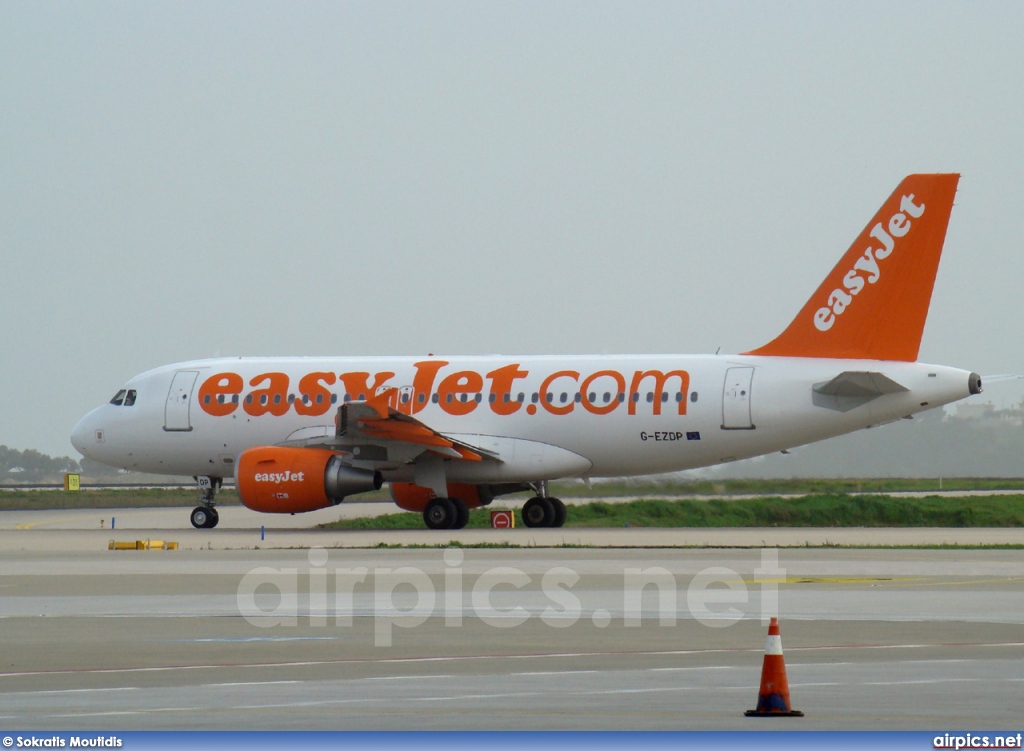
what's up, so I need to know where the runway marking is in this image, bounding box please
[165,637,339,643]
[6,686,138,696]
[900,576,1024,588]
[366,675,456,681]
[14,517,91,530]
[747,577,922,585]
[198,681,301,688]
[31,673,1024,720]
[3,642,1024,681]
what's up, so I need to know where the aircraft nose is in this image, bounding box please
[70,409,100,457]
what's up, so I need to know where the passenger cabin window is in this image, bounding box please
[109,390,127,406]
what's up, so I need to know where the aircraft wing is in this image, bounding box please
[280,389,500,470]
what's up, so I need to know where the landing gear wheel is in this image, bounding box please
[191,476,221,529]
[451,498,470,530]
[190,506,214,529]
[522,496,555,528]
[424,497,457,530]
[550,497,567,528]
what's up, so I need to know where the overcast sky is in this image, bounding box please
[2,2,1023,458]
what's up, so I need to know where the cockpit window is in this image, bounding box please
[123,390,137,406]
[110,389,127,406]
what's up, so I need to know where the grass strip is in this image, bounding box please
[319,494,1024,530]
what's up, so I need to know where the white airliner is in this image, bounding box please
[71,174,980,530]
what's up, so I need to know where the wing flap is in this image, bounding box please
[282,388,496,468]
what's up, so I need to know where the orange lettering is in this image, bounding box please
[338,371,395,402]
[437,371,483,416]
[579,370,625,415]
[198,372,242,416]
[411,360,449,414]
[539,371,579,416]
[486,364,529,416]
[628,370,690,415]
[294,372,337,416]
[244,372,291,417]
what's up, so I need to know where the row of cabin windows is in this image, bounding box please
[109,389,138,406]
[205,391,700,407]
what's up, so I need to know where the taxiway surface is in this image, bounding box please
[2,512,1023,730]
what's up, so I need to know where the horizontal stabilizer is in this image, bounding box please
[812,371,907,412]
[814,371,908,398]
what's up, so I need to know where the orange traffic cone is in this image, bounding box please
[745,617,804,717]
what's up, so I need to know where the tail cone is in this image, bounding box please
[744,617,804,718]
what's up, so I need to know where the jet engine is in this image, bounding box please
[390,482,493,512]
[236,446,382,513]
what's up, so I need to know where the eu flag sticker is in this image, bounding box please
[686,431,701,441]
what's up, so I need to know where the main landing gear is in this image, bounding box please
[423,496,470,530]
[417,482,566,530]
[190,476,221,529]
[521,496,567,528]
[521,480,566,528]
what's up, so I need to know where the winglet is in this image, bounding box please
[744,174,960,361]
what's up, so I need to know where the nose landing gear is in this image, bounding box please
[190,476,221,529]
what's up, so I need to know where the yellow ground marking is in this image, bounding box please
[15,516,97,530]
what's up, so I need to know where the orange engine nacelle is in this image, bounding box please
[390,482,491,512]
[236,447,382,514]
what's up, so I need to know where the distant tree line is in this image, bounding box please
[0,446,81,483]
[0,446,130,483]
[701,406,1024,480]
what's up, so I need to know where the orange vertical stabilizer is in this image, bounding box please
[744,173,960,362]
